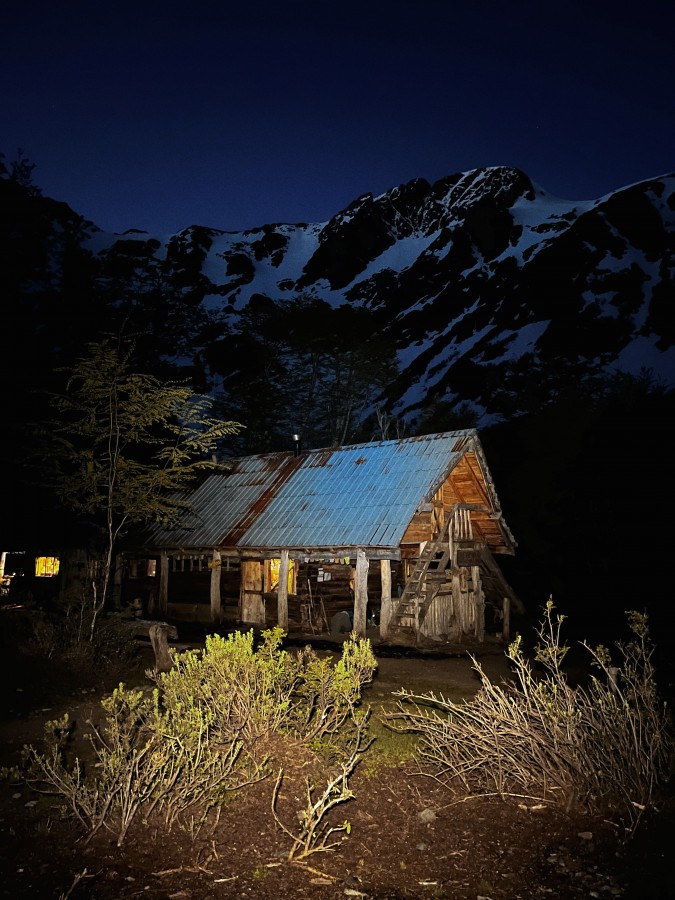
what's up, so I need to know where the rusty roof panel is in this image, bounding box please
[138,453,303,549]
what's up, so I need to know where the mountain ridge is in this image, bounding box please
[78,164,674,424]
[3,162,674,430]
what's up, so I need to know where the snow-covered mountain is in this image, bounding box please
[85,165,675,422]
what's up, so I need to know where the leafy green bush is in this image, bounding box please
[385,602,673,830]
[22,629,377,845]
[0,604,139,693]
[24,684,254,846]
[156,627,376,751]
[157,627,300,748]
[291,633,378,747]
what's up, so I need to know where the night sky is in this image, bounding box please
[3,0,674,235]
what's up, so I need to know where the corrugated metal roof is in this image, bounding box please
[139,430,478,552]
[139,452,302,549]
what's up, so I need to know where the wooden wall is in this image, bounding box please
[124,553,403,633]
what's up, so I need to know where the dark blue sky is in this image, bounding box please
[3,0,674,235]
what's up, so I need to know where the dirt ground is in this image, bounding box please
[0,631,673,900]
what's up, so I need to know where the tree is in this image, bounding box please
[283,299,400,446]
[43,339,242,637]
[0,148,41,195]
[207,295,400,453]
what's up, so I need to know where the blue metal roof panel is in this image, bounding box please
[239,431,471,550]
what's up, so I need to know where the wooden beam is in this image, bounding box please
[240,560,265,625]
[136,544,402,562]
[210,549,222,623]
[353,549,369,636]
[472,564,485,642]
[476,544,524,612]
[158,551,169,615]
[502,597,511,643]
[379,558,393,639]
[278,549,289,631]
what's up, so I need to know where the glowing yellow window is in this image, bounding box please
[35,556,60,577]
[265,557,296,593]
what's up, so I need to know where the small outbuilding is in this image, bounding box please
[120,430,521,644]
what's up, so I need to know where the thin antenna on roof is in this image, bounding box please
[293,434,300,457]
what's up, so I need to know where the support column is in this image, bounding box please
[455,568,468,640]
[277,550,289,631]
[240,560,265,625]
[472,564,485,642]
[158,552,169,615]
[210,549,222,623]
[379,558,393,639]
[353,549,369,637]
[502,597,511,643]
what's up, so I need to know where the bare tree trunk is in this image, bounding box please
[90,540,113,642]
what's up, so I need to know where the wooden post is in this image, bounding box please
[457,567,469,640]
[210,549,222,623]
[148,623,173,672]
[277,550,289,631]
[353,549,369,636]
[472,565,485,642]
[158,552,169,615]
[502,597,510,643]
[379,558,393,639]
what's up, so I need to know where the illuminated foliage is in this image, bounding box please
[41,339,242,634]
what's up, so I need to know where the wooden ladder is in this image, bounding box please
[391,517,452,638]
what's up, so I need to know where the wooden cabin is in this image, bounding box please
[120,430,521,645]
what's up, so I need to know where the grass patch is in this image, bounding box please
[360,713,417,776]
[365,676,469,708]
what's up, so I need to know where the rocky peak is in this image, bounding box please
[4,164,674,428]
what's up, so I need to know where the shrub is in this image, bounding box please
[155,628,376,752]
[22,629,377,845]
[156,627,301,749]
[23,684,255,846]
[3,603,138,678]
[271,711,371,859]
[385,602,673,830]
[291,633,378,747]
